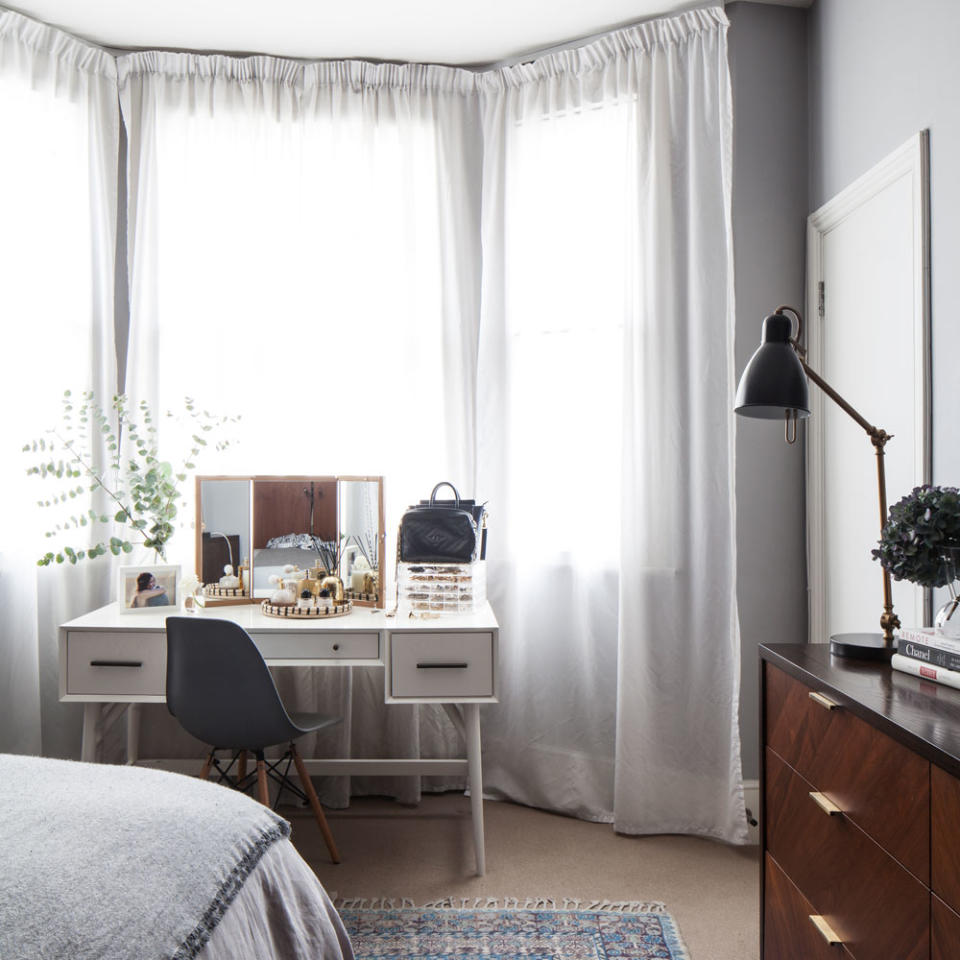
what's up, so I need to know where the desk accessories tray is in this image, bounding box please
[260,599,353,619]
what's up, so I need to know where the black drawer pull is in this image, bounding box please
[90,659,143,668]
[416,662,469,669]
[332,643,340,651]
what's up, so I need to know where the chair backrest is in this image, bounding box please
[165,616,298,751]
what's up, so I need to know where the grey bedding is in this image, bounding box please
[0,754,352,960]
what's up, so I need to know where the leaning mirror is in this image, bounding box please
[195,475,385,607]
[196,477,253,601]
[339,477,384,603]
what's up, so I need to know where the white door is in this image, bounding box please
[806,132,930,642]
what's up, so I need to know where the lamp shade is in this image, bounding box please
[734,312,810,420]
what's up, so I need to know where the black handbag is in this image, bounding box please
[400,482,485,563]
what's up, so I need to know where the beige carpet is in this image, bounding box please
[286,792,759,960]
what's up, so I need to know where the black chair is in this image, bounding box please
[165,616,341,863]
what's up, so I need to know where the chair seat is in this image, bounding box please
[288,711,341,736]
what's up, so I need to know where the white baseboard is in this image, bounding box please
[743,779,760,845]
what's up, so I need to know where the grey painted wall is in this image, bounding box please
[809,0,960,490]
[727,0,960,780]
[727,2,809,780]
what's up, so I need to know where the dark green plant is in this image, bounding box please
[872,484,960,588]
[24,390,236,566]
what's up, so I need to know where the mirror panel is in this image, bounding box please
[339,478,384,601]
[250,477,338,599]
[195,475,384,607]
[197,477,252,593]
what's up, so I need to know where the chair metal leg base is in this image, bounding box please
[201,744,341,864]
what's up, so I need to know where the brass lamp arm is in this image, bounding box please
[799,359,891,448]
[777,304,900,644]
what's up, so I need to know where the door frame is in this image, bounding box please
[805,130,931,642]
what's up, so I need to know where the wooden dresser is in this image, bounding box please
[760,643,960,959]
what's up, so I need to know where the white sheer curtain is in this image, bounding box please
[117,52,482,803]
[0,10,118,757]
[477,8,747,841]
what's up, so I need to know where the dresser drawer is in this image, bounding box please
[390,632,494,698]
[932,764,960,914]
[933,895,960,960]
[765,748,929,960]
[66,631,166,697]
[251,631,379,661]
[765,663,929,881]
[764,853,853,959]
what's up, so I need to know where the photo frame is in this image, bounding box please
[118,564,181,614]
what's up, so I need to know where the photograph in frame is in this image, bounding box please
[118,564,180,614]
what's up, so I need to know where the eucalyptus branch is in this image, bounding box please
[51,429,136,524]
[25,390,238,566]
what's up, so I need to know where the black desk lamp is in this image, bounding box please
[735,305,899,661]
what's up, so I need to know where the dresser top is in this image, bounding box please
[761,642,960,778]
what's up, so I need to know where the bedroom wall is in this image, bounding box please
[727,2,809,780]
[808,0,960,493]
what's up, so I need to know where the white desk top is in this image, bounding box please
[62,601,499,634]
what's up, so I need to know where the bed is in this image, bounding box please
[0,753,353,960]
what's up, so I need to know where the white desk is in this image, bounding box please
[59,601,499,875]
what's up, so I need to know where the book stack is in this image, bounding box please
[891,627,960,691]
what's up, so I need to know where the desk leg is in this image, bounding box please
[81,703,100,763]
[126,703,140,764]
[465,703,485,876]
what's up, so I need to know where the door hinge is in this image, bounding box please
[817,281,825,319]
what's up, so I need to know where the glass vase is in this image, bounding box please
[935,546,960,639]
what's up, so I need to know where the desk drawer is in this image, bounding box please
[391,632,494,698]
[66,631,166,697]
[252,632,379,661]
[765,748,929,960]
[765,663,929,881]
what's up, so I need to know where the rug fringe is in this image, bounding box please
[333,895,667,914]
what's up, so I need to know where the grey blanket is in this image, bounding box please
[0,753,290,960]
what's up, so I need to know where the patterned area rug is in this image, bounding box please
[337,898,690,960]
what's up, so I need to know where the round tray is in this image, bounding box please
[260,599,353,619]
[203,584,249,598]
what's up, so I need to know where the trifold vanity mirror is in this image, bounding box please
[195,476,385,607]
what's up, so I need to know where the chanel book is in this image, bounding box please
[896,628,960,673]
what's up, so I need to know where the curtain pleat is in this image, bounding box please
[116,48,482,805]
[0,9,119,758]
[477,6,746,842]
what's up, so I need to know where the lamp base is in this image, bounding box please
[829,632,896,662]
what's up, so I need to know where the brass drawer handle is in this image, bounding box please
[809,791,843,816]
[808,914,842,945]
[808,690,841,711]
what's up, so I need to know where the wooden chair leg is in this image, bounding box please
[256,755,270,806]
[199,750,214,782]
[291,743,341,864]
